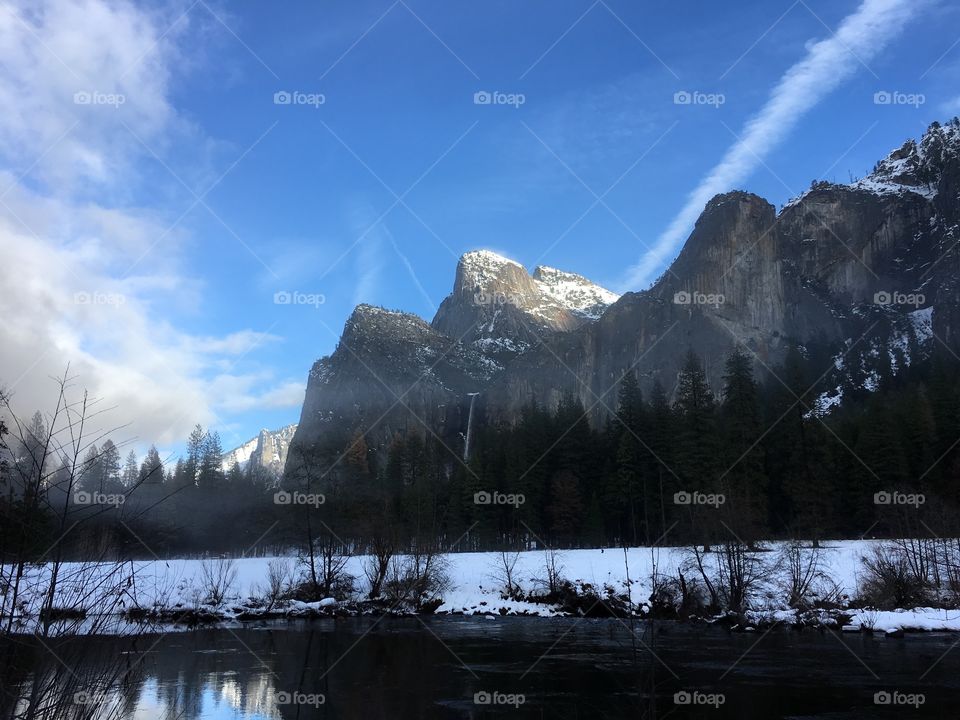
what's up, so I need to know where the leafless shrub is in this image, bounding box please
[363,534,396,599]
[298,533,354,600]
[199,558,237,606]
[857,544,932,609]
[531,548,566,597]
[256,558,294,610]
[778,542,837,609]
[489,550,523,600]
[384,544,449,610]
[685,542,763,614]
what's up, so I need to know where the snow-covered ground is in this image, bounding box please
[6,540,960,633]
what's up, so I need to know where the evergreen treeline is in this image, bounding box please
[286,344,960,552]
[4,345,960,559]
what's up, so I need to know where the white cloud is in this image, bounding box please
[623,0,919,289]
[0,0,288,448]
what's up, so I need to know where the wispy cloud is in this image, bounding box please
[349,204,386,307]
[623,0,919,289]
[388,230,436,314]
[0,0,284,447]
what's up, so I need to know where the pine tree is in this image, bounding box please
[673,350,719,544]
[198,431,225,489]
[674,350,718,491]
[122,450,139,488]
[139,445,165,485]
[646,379,675,541]
[100,440,122,493]
[719,347,768,541]
[185,424,205,485]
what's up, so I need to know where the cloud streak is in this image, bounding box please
[623,0,919,289]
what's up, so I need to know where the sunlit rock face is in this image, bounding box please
[289,121,960,469]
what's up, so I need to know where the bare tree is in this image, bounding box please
[0,370,158,637]
[363,532,396,599]
[199,558,238,606]
[490,549,523,600]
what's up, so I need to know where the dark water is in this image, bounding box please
[3,617,959,719]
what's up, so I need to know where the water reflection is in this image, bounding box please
[3,617,960,719]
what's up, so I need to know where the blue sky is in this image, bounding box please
[1,0,958,456]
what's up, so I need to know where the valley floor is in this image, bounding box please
[5,540,960,634]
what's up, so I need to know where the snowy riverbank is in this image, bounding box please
[6,540,960,634]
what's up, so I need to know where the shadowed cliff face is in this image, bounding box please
[288,120,960,471]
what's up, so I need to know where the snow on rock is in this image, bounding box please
[783,121,960,209]
[221,424,298,476]
[458,250,524,287]
[533,265,620,320]
[219,436,259,472]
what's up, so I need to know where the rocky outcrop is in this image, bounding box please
[222,424,298,480]
[288,119,960,471]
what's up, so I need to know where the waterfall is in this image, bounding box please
[463,393,479,461]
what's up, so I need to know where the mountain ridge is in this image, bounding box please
[287,118,960,477]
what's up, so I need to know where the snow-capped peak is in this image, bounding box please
[533,265,620,320]
[221,424,298,476]
[457,250,526,289]
[784,119,960,208]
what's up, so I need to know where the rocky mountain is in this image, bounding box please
[431,250,619,357]
[222,424,298,479]
[288,119,960,475]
